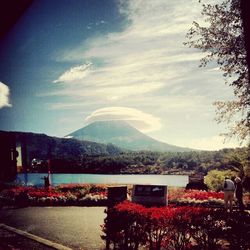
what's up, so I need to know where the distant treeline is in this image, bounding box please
[47,147,249,175]
[1,131,248,175]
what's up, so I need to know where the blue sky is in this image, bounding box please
[0,0,242,150]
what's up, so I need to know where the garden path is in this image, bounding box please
[0,206,106,250]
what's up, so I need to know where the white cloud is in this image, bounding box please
[49,0,211,101]
[49,0,228,107]
[84,106,162,133]
[54,62,92,83]
[0,82,12,108]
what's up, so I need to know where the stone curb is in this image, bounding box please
[0,223,72,250]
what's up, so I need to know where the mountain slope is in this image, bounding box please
[0,130,122,160]
[67,120,191,152]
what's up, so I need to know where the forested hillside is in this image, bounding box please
[1,131,122,173]
[1,131,248,176]
[74,147,249,175]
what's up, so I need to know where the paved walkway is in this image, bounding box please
[0,207,106,250]
[0,226,55,250]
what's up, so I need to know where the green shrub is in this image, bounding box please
[205,169,236,191]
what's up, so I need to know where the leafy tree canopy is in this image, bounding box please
[205,169,236,191]
[185,0,249,143]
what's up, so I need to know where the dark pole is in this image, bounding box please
[240,0,250,166]
[240,0,250,83]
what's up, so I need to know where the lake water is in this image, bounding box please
[16,173,188,187]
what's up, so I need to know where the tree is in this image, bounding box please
[222,147,250,177]
[205,169,236,191]
[184,0,249,143]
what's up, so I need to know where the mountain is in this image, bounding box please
[67,120,191,152]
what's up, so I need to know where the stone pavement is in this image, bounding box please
[0,207,106,250]
[0,226,56,250]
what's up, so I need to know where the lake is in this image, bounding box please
[16,173,189,187]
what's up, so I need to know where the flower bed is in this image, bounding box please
[102,200,250,250]
[168,188,225,207]
[0,185,248,207]
[0,184,108,207]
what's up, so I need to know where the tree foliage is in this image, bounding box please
[48,147,249,175]
[205,169,236,191]
[104,201,250,249]
[185,0,249,142]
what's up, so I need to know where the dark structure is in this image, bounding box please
[106,186,128,249]
[0,131,17,181]
[107,186,127,207]
[186,173,208,191]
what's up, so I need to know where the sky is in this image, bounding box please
[0,0,243,150]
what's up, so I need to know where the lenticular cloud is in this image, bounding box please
[84,106,161,133]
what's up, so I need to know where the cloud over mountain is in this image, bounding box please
[44,0,239,150]
[84,106,162,133]
[68,120,190,152]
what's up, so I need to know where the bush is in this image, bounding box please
[205,169,236,191]
[102,202,213,249]
[102,201,250,250]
